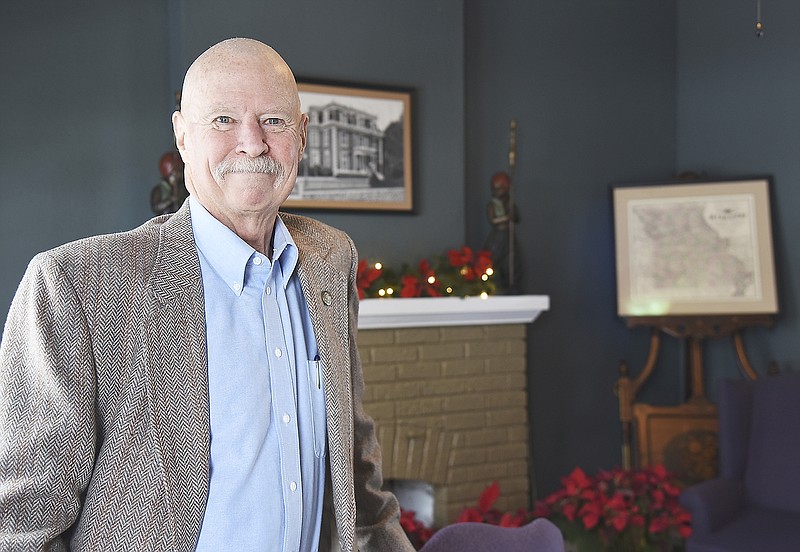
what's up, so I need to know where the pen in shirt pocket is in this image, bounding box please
[314,354,321,389]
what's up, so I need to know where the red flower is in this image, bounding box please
[447,246,474,267]
[356,259,382,299]
[478,481,500,512]
[400,274,421,298]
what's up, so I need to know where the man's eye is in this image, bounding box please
[214,116,233,125]
[264,118,286,128]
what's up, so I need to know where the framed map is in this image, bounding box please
[613,178,778,316]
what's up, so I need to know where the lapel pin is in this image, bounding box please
[321,291,332,306]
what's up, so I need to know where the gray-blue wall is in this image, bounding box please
[2,0,799,505]
[677,0,800,376]
[465,1,678,497]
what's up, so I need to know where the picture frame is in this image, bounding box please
[286,80,413,211]
[613,177,778,317]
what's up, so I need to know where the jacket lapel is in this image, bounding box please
[145,202,210,550]
[284,214,358,551]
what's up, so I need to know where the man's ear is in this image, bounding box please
[172,110,188,161]
[298,113,309,157]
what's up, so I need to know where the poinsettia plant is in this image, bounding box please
[399,509,435,549]
[398,467,692,551]
[533,465,692,552]
[357,246,496,300]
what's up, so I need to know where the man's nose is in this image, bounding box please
[236,119,268,157]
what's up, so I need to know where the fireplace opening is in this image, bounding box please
[384,479,435,527]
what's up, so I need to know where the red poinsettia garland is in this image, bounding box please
[357,246,495,300]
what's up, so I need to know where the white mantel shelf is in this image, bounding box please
[358,294,550,330]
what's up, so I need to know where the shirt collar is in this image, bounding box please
[189,195,298,295]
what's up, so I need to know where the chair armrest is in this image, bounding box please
[680,477,745,535]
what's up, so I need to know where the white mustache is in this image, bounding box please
[213,156,286,184]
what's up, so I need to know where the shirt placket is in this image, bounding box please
[262,257,303,551]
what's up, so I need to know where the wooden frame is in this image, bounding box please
[287,80,413,211]
[613,178,778,316]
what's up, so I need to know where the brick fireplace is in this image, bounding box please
[357,295,548,526]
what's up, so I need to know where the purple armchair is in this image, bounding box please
[418,519,565,552]
[680,373,800,551]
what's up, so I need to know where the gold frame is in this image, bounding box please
[613,178,778,316]
[288,81,413,212]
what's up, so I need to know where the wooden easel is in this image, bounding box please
[616,314,775,472]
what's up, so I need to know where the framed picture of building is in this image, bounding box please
[613,177,778,316]
[287,80,413,211]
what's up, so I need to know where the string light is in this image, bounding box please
[427,276,436,285]
[374,262,382,270]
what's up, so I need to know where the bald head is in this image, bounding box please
[180,38,300,118]
[171,38,309,252]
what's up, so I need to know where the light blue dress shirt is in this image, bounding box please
[190,197,327,552]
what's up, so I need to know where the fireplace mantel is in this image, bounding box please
[358,294,549,329]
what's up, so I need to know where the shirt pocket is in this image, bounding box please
[306,358,327,458]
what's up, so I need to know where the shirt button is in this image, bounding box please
[290,481,297,492]
[253,256,263,266]
[232,282,241,292]
[283,413,290,424]
[265,286,271,296]
[275,348,282,358]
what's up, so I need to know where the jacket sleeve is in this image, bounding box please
[0,253,96,550]
[344,237,415,552]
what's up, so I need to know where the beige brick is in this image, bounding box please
[364,401,396,420]
[441,326,485,342]
[421,379,468,397]
[507,425,530,442]
[461,427,509,448]
[449,446,487,466]
[486,324,526,339]
[395,397,443,417]
[446,466,470,485]
[397,361,442,380]
[357,329,395,346]
[495,494,530,514]
[445,412,486,431]
[468,463,507,482]
[486,356,526,373]
[371,345,418,363]
[361,386,377,402]
[485,391,527,408]
[394,328,442,344]
[370,381,422,400]
[463,375,498,393]
[444,481,492,504]
[419,342,466,361]
[494,373,527,391]
[486,442,529,462]
[499,476,531,496]
[506,459,530,477]
[487,407,527,427]
[441,358,484,377]
[362,363,398,383]
[505,339,528,357]
[443,393,485,413]
[465,340,507,358]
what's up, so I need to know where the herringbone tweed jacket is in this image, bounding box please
[0,201,413,552]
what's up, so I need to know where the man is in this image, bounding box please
[0,38,414,552]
